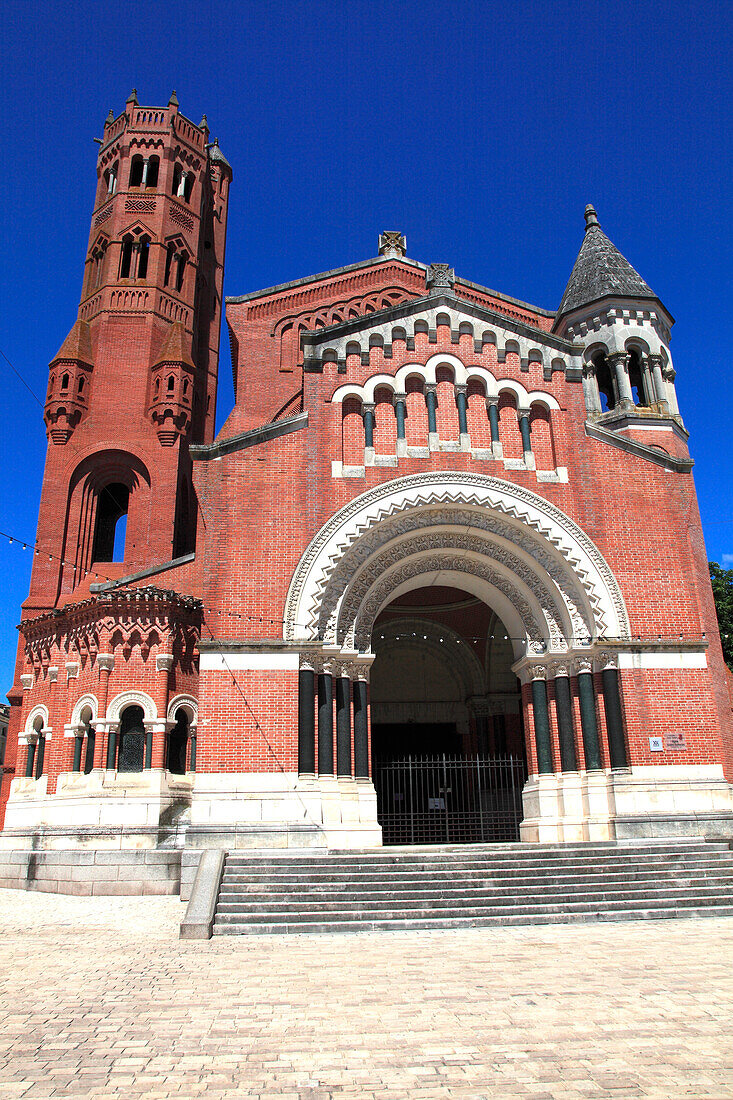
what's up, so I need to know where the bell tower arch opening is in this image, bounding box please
[370,584,527,845]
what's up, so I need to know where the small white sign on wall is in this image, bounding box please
[649,737,664,752]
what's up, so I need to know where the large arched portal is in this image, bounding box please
[286,473,632,844]
[370,585,527,843]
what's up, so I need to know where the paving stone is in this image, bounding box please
[0,890,732,1097]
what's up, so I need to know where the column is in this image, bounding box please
[639,356,655,406]
[335,672,352,777]
[648,354,669,411]
[607,352,634,408]
[188,722,197,772]
[582,363,602,416]
[72,730,84,773]
[362,402,375,449]
[575,658,602,770]
[353,675,369,778]
[177,170,188,198]
[35,730,46,779]
[393,392,406,450]
[529,668,553,774]
[95,653,114,768]
[455,384,468,439]
[153,653,174,769]
[552,664,577,772]
[518,408,535,468]
[141,157,149,187]
[25,737,36,778]
[297,662,316,776]
[424,384,438,441]
[598,654,628,768]
[317,668,334,775]
[486,395,501,455]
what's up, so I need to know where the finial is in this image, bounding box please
[378,231,407,258]
[199,114,209,131]
[584,204,600,231]
[168,90,179,107]
[105,108,114,127]
[126,88,138,105]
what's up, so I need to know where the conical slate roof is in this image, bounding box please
[208,138,232,171]
[557,206,657,318]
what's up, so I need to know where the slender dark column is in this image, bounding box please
[25,741,36,778]
[144,728,153,770]
[393,396,406,440]
[336,676,352,776]
[602,665,628,768]
[362,404,375,448]
[531,676,554,774]
[519,410,532,454]
[35,735,45,779]
[317,672,334,775]
[456,386,468,435]
[189,729,197,772]
[487,397,500,444]
[554,673,577,772]
[353,679,369,778]
[106,727,117,770]
[577,669,602,770]
[72,734,83,773]
[425,386,437,434]
[298,667,316,775]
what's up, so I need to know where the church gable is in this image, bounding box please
[302,293,582,382]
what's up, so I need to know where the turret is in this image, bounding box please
[554,206,680,423]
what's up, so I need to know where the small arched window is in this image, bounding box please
[167,707,189,774]
[172,163,183,197]
[137,235,150,280]
[594,353,615,412]
[176,252,187,292]
[164,242,176,287]
[120,235,134,279]
[129,155,145,188]
[183,173,193,203]
[92,482,130,563]
[78,376,85,395]
[117,705,145,773]
[167,375,175,392]
[146,155,159,188]
[105,161,118,195]
[628,350,648,407]
[80,705,96,774]
[61,373,70,391]
[31,715,45,780]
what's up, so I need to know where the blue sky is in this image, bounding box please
[0,0,731,689]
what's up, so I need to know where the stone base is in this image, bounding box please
[189,772,383,849]
[2,769,193,847]
[0,847,183,895]
[520,765,733,843]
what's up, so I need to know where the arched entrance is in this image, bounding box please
[286,473,632,845]
[370,584,527,843]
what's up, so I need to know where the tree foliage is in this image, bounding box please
[709,562,733,669]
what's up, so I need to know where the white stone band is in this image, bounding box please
[199,652,300,671]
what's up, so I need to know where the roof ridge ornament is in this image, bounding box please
[378,231,406,258]
[426,263,455,294]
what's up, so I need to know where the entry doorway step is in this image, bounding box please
[193,840,733,937]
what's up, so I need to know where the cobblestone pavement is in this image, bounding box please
[1,890,732,1099]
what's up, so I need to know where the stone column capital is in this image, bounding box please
[485,393,499,407]
[549,660,571,679]
[156,653,175,673]
[517,406,531,420]
[361,402,375,415]
[48,666,59,683]
[97,654,115,673]
[424,383,437,396]
[392,391,406,405]
[454,383,468,396]
[595,650,618,672]
[528,664,548,681]
[606,351,629,367]
[573,655,595,676]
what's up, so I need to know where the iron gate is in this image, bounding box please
[374,754,527,845]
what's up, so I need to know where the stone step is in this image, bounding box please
[220,858,733,885]
[217,877,733,906]
[212,904,733,936]
[214,890,733,925]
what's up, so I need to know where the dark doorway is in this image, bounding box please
[167,708,189,774]
[372,722,461,761]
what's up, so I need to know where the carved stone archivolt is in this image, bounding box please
[347,551,545,651]
[284,472,630,644]
[316,506,589,647]
[332,531,567,650]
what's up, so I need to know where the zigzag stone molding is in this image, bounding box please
[316,506,589,644]
[284,472,630,643]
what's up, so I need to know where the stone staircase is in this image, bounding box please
[211,840,733,935]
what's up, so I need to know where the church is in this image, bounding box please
[2,92,732,894]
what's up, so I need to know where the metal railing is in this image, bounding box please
[374,754,527,845]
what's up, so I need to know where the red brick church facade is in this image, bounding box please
[2,93,732,864]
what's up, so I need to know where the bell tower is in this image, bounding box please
[26,91,232,616]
